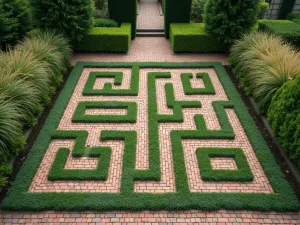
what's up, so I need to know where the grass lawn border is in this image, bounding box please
[1,62,299,211]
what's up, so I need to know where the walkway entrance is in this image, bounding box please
[137,0,165,36]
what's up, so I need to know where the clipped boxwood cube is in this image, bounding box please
[170,23,229,53]
[73,23,131,52]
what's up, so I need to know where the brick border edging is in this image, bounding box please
[249,97,300,188]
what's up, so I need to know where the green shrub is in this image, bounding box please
[190,0,206,23]
[287,12,300,21]
[0,0,31,49]
[258,0,269,19]
[204,0,261,44]
[74,23,131,52]
[94,18,118,27]
[170,23,228,53]
[259,20,300,48]
[95,0,107,10]
[0,163,12,190]
[30,0,94,42]
[108,0,136,38]
[268,75,300,168]
[230,31,300,114]
[94,8,109,19]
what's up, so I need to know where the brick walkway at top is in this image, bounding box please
[137,1,164,29]
[71,37,228,65]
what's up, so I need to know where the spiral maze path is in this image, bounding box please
[1,62,300,223]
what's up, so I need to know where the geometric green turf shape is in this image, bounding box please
[1,62,299,211]
[83,65,139,96]
[72,101,137,123]
[181,72,216,95]
[196,148,253,181]
[48,130,111,181]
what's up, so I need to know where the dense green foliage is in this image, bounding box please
[259,20,300,48]
[0,0,31,49]
[258,0,269,19]
[164,0,192,38]
[74,24,131,52]
[268,75,300,168]
[30,0,94,41]
[94,18,118,27]
[190,0,206,23]
[1,62,299,211]
[170,23,228,53]
[0,30,71,191]
[230,31,300,114]
[108,0,136,38]
[95,0,106,10]
[287,13,300,21]
[204,0,261,44]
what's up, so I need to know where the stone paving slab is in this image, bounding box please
[71,38,228,65]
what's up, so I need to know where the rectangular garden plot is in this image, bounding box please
[1,62,299,211]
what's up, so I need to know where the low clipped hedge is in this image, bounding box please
[93,18,119,27]
[170,23,229,53]
[258,20,300,48]
[73,23,131,52]
[287,13,300,21]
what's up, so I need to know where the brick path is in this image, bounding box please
[71,37,228,65]
[137,1,164,29]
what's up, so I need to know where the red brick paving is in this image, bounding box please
[137,2,164,29]
[1,210,300,224]
[71,37,228,65]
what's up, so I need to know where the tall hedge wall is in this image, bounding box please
[164,0,192,38]
[108,0,137,38]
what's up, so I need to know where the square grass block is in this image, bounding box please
[196,148,253,181]
[72,101,137,123]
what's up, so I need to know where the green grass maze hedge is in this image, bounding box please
[1,62,299,211]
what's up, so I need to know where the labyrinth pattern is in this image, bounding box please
[2,62,299,211]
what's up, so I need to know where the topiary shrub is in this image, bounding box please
[30,0,94,41]
[204,0,261,44]
[190,0,206,23]
[268,75,300,168]
[0,0,31,49]
[258,0,269,19]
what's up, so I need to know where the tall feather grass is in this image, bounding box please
[230,31,300,113]
[28,29,72,70]
[0,30,71,191]
[0,96,23,161]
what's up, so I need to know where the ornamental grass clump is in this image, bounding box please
[230,31,300,113]
[0,30,71,191]
[18,30,72,102]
